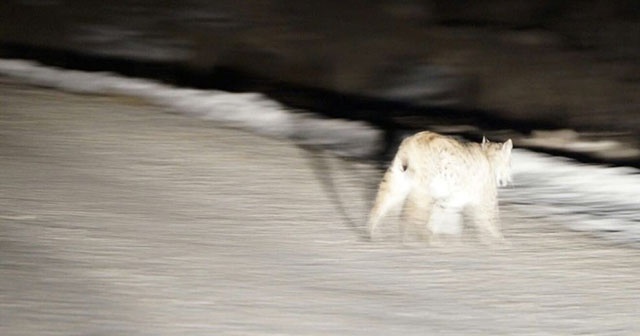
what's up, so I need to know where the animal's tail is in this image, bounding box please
[367,150,413,239]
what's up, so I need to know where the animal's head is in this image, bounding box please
[481,136,513,187]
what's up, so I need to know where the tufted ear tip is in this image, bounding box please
[481,136,488,149]
[503,139,513,152]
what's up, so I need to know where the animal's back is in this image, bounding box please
[399,131,494,200]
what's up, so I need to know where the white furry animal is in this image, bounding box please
[368,131,513,243]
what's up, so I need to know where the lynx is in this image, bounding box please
[367,131,513,243]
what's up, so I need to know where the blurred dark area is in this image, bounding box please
[1,0,639,148]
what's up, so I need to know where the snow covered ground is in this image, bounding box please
[1,58,639,245]
[2,71,640,335]
[0,59,381,159]
[506,150,640,244]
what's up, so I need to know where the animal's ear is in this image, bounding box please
[502,139,513,154]
[481,136,488,149]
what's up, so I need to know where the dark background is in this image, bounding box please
[1,0,639,160]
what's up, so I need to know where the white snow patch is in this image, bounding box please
[0,58,382,158]
[505,149,640,243]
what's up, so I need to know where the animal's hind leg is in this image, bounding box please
[367,163,413,240]
[401,191,434,243]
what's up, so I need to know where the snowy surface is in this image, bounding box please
[1,58,638,244]
[2,75,640,335]
[0,59,382,159]
[506,150,640,243]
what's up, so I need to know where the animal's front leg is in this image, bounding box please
[469,200,505,244]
